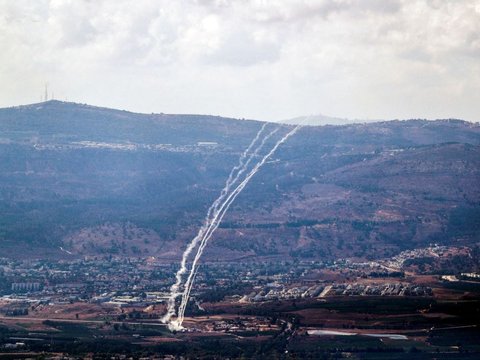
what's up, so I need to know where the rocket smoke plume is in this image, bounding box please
[175,125,302,327]
[161,123,270,325]
[162,123,302,330]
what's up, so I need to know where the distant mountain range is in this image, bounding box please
[1,101,479,261]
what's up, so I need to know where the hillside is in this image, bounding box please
[0,101,479,261]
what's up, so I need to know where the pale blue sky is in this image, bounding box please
[1,0,479,122]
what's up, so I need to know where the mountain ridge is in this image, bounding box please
[0,101,479,261]
[3,100,476,126]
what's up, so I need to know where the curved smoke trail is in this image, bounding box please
[172,126,280,325]
[162,123,270,324]
[174,125,302,329]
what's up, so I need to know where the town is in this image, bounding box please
[0,250,456,317]
[1,247,479,358]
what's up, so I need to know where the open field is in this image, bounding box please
[1,285,478,359]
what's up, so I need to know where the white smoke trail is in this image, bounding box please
[170,126,280,326]
[163,126,279,327]
[161,123,270,324]
[174,125,302,328]
[222,123,268,196]
[175,125,301,326]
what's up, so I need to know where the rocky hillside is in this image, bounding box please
[0,101,479,260]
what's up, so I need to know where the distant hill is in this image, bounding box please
[0,100,261,145]
[0,101,479,261]
[281,114,359,126]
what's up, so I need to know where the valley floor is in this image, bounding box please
[0,257,479,359]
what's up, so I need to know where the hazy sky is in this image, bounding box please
[1,0,479,122]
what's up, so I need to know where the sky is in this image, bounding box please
[0,0,479,122]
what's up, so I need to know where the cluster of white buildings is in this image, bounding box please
[240,281,432,302]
